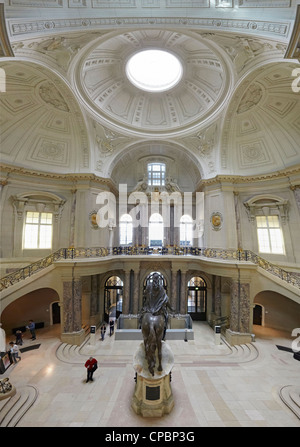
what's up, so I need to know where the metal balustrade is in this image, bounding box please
[0,246,299,291]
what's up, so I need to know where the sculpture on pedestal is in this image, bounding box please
[132,272,175,416]
[139,272,173,376]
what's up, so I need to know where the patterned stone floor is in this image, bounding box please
[1,321,299,427]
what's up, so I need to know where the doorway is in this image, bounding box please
[187,276,207,321]
[104,276,123,322]
[253,304,263,325]
[51,301,60,324]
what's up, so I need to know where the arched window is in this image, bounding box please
[143,271,166,290]
[147,163,165,186]
[119,214,132,245]
[180,215,193,247]
[149,213,163,246]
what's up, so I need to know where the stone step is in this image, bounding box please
[279,385,300,420]
[0,385,38,427]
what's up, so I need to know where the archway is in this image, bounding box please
[143,271,167,292]
[253,304,263,326]
[51,302,61,325]
[187,276,207,321]
[104,276,123,323]
[1,287,60,336]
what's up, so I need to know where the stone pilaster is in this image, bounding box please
[291,185,300,214]
[90,275,98,316]
[133,270,140,314]
[61,277,85,345]
[171,269,177,312]
[180,270,187,314]
[226,278,252,345]
[123,270,131,315]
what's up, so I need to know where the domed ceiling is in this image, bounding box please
[0,1,299,180]
[75,29,232,136]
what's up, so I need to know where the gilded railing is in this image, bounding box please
[0,246,299,292]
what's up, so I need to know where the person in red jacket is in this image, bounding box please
[85,356,98,382]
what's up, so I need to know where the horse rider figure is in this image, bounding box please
[139,272,173,340]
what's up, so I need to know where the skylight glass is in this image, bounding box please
[126,50,183,92]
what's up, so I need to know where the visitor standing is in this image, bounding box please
[84,357,98,382]
[100,324,106,341]
[109,319,114,336]
[9,342,21,363]
[26,320,36,340]
[15,330,23,345]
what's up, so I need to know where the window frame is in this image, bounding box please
[147,163,166,187]
[119,214,133,245]
[256,214,285,255]
[180,214,193,247]
[23,211,53,250]
[149,213,164,247]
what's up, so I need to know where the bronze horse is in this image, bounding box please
[141,312,165,376]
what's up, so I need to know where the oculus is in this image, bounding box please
[126,49,183,92]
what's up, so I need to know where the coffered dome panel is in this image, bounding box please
[222,62,300,175]
[75,29,232,136]
[0,61,89,173]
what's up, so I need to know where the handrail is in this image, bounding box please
[0,246,299,291]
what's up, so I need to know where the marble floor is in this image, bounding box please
[1,321,299,428]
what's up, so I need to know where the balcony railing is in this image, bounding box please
[0,246,299,291]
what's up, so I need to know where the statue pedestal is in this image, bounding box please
[131,341,174,417]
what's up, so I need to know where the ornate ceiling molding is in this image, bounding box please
[7,16,291,41]
[197,164,300,189]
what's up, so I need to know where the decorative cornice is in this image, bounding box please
[7,16,291,40]
[0,163,118,194]
[197,164,300,189]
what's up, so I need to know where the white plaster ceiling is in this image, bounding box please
[74,29,232,136]
[0,1,299,182]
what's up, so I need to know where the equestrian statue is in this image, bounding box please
[139,273,174,376]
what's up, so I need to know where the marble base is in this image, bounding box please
[225,329,254,345]
[0,385,16,401]
[61,329,85,346]
[132,342,174,417]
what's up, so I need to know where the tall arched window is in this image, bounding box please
[119,214,132,245]
[149,213,163,246]
[180,215,193,247]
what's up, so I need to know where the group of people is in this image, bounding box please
[8,320,37,364]
[100,319,115,341]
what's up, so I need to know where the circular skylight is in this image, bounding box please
[126,50,183,92]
